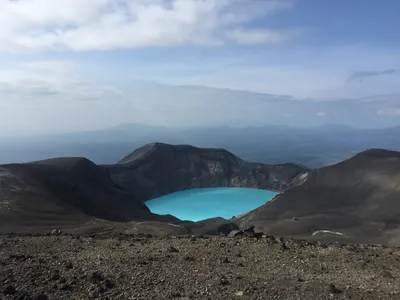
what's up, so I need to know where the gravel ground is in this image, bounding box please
[1,234,400,300]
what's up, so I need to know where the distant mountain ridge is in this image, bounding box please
[107,142,308,203]
[1,123,399,168]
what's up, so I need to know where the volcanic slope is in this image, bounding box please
[106,142,307,203]
[0,157,179,234]
[236,149,400,245]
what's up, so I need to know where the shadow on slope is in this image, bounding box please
[236,149,400,245]
[0,157,179,233]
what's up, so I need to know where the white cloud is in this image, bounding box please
[377,108,400,116]
[0,60,400,135]
[0,60,133,134]
[0,0,295,52]
[226,28,293,45]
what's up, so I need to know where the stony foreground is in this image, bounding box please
[1,235,400,300]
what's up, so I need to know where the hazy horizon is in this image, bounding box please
[0,0,399,135]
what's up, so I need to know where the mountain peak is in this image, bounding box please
[109,143,307,202]
[355,148,400,159]
[117,142,233,165]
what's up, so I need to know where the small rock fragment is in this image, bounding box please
[65,261,73,269]
[243,226,255,234]
[382,270,393,278]
[228,230,243,237]
[281,241,289,250]
[184,256,195,262]
[253,232,263,240]
[3,285,16,295]
[50,272,60,281]
[327,283,342,294]
[104,279,115,289]
[235,291,244,296]
[219,277,230,286]
[168,246,179,253]
[61,283,72,291]
[171,291,182,297]
[222,257,230,263]
[91,271,104,283]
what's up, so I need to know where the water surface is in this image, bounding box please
[145,187,278,221]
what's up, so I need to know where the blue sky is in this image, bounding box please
[0,0,399,134]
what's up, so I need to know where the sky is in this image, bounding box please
[0,0,399,134]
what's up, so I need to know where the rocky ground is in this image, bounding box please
[1,234,400,300]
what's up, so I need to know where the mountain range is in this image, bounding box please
[0,123,399,168]
[1,142,400,245]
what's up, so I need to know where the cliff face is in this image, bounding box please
[106,143,308,202]
[235,149,400,245]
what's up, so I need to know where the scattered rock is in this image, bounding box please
[184,256,195,262]
[228,230,243,237]
[253,232,263,240]
[219,277,230,286]
[244,285,258,294]
[50,271,60,281]
[235,291,244,296]
[3,285,16,295]
[327,283,342,294]
[222,257,230,263]
[104,279,115,289]
[382,270,393,278]
[60,283,72,290]
[243,226,255,234]
[0,235,399,299]
[65,261,73,269]
[51,229,62,236]
[171,291,182,297]
[243,226,259,238]
[91,271,104,283]
[280,241,289,250]
[168,246,179,253]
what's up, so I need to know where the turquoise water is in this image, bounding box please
[145,187,278,221]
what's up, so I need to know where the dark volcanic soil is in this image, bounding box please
[1,235,399,300]
[237,149,400,245]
